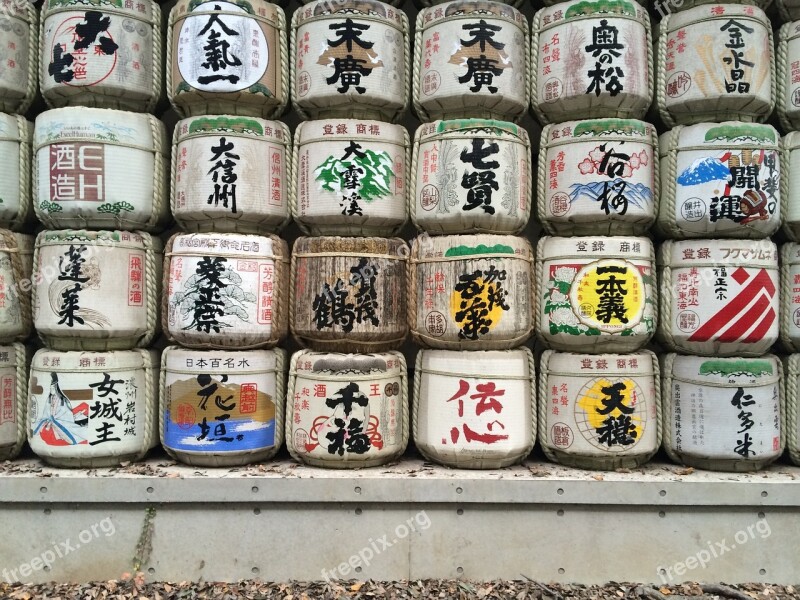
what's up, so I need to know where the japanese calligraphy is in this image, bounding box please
[456,20,505,93]
[324,382,371,456]
[197,5,242,85]
[312,258,380,332]
[585,20,624,97]
[460,138,499,214]
[88,372,124,445]
[453,265,510,341]
[446,379,508,445]
[57,245,89,327]
[731,386,755,457]
[48,11,118,84]
[207,136,239,214]
[595,265,629,325]
[325,19,374,94]
[720,19,754,94]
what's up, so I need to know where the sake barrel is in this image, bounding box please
[662,353,784,472]
[0,113,32,232]
[0,343,29,460]
[286,350,408,468]
[164,232,289,349]
[539,349,659,470]
[409,234,533,350]
[536,236,656,353]
[33,108,169,232]
[786,354,800,466]
[172,115,291,234]
[531,0,652,125]
[14,232,33,285]
[411,119,531,235]
[0,230,32,343]
[291,0,410,123]
[538,119,658,236]
[292,119,409,236]
[413,347,535,469]
[781,244,800,352]
[160,346,286,466]
[414,0,523,8]
[40,0,161,111]
[777,0,800,22]
[656,5,774,127]
[27,348,159,468]
[0,0,37,114]
[658,239,778,356]
[657,122,781,239]
[413,1,528,122]
[167,0,288,118]
[291,236,408,351]
[33,230,161,351]
[778,22,800,132]
[301,0,403,7]
[782,132,800,242]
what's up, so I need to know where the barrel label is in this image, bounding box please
[0,365,17,446]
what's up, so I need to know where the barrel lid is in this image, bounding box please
[664,3,770,31]
[537,0,648,29]
[419,0,524,29]
[543,119,654,145]
[171,0,283,27]
[658,239,777,268]
[175,115,289,145]
[538,236,653,260]
[779,19,800,41]
[31,348,159,371]
[782,130,800,150]
[416,119,528,144]
[292,349,404,375]
[0,113,27,143]
[294,0,406,28]
[295,119,406,144]
[669,353,781,387]
[412,233,533,261]
[782,242,800,266]
[44,0,157,24]
[0,344,23,368]
[169,232,284,260]
[543,349,655,375]
[660,122,779,151]
[418,347,532,379]
[36,230,160,252]
[164,345,281,371]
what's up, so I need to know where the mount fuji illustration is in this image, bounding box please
[677,156,730,186]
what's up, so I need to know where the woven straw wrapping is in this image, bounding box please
[538,349,660,470]
[410,119,531,235]
[171,115,291,234]
[787,354,800,466]
[167,0,289,118]
[33,108,169,232]
[781,244,800,353]
[781,132,800,242]
[776,0,800,22]
[163,232,289,350]
[0,1,37,114]
[40,0,162,111]
[26,349,159,468]
[0,343,30,460]
[160,346,286,467]
[290,0,410,123]
[286,349,408,468]
[0,114,32,233]
[0,229,32,343]
[661,353,785,472]
[537,119,658,236]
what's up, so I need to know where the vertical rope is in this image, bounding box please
[276,5,290,118]
[14,116,32,232]
[285,350,303,463]
[411,10,427,122]
[148,116,168,231]
[393,350,410,463]
[781,134,795,242]
[524,346,536,462]
[661,352,681,466]
[165,3,181,116]
[537,349,556,463]
[142,232,158,349]
[268,347,287,459]
[649,123,660,234]
[399,9,411,123]
[536,125,552,234]
[289,123,304,234]
[656,15,675,128]
[289,7,309,121]
[649,349,663,452]
[777,23,792,132]
[521,14,531,122]
[161,234,177,344]
[0,229,31,342]
[7,342,28,459]
[778,356,787,457]
[781,244,797,352]
[288,237,299,346]
[788,355,800,465]
[149,1,163,113]
[17,1,38,115]
[534,237,545,346]
[657,243,675,351]
[158,346,180,461]
[137,348,156,461]
[408,125,423,232]
[529,9,546,125]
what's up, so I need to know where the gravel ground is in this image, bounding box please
[0,579,798,599]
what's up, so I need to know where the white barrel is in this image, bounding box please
[27,348,158,467]
[662,353,784,472]
[536,236,656,353]
[658,239,778,356]
[781,132,800,242]
[286,350,408,468]
[290,236,408,352]
[40,0,161,111]
[292,119,409,236]
[781,244,800,352]
[0,343,29,461]
[414,347,535,469]
[0,230,32,344]
[33,230,161,351]
[413,1,528,122]
[411,119,531,235]
[658,122,781,239]
[0,0,37,114]
[167,0,288,118]
[172,115,291,234]
[778,22,800,132]
[0,113,32,232]
[656,5,774,127]
[291,0,410,122]
[409,234,534,350]
[33,108,169,232]
[539,349,659,470]
[786,354,800,466]
[160,346,285,466]
[538,119,658,236]
[164,232,289,350]
[651,0,771,12]
[531,0,652,125]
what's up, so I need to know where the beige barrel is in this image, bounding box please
[291,236,408,351]
[662,353,784,472]
[536,236,656,353]
[539,349,659,470]
[0,0,37,114]
[658,239,778,356]
[172,115,291,234]
[409,234,534,350]
[0,343,29,460]
[781,244,800,352]
[0,230,32,344]
[656,5,774,127]
[778,22,800,132]
[786,354,800,466]
[160,345,286,466]
[27,348,159,468]
[286,350,408,468]
[33,108,169,232]
[538,119,658,236]
[531,0,651,125]
[292,119,409,236]
[657,122,781,239]
[291,0,410,122]
[413,1,528,122]
[33,230,161,350]
[414,347,535,469]
[164,232,289,350]
[782,132,800,242]
[0,113,32,232]
[777,0,800,22]
[40,0,161,111]
[411,119,531,235]
[167,0,288,118]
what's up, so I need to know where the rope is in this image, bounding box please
[165,1,177,116]
[788,355,800,466]
[411,10,427,122]
[536,349,553,463]
[399,9,411,123]
[6,342,28,459]
[136,348,156,461]
[6,1,38,115]
[525,346,536,463]
[534,236,544,345]
[781,134,796,242]
[149,1,162,113]
[656,14,675,128]
[536,124,551,233]
[394,350,410,463]
[0,229,31,343]
[530,9,545,124]
[141,232,158,349]
[781,244,797,352]
[778,23,793,132]
[269,347,286,460]
[276,6,290,119]
[13,115,32,232]
[285,349,301,463]
[289,8,307,121]
[778,356,787,460]
[661,352,679,466]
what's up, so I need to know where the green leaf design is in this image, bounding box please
[97,201,135,215]
[313,149,395,202]
[248,83,274,97]
[39,200,63,213]
[699,360,774,377]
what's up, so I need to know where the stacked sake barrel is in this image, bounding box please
[654,4,785,471]
[160,0,293,467]
[531,0,661,470]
